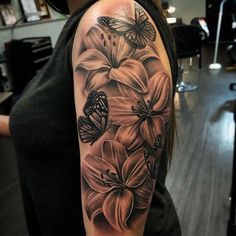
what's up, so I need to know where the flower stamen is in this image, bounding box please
[132,100,154,120]
[101,169,126,189]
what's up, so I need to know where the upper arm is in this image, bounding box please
[72,1,173,235]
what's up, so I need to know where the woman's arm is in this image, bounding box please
[72,0,172,235]
[0,115,10,137]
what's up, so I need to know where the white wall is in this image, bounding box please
[171,0,206,24]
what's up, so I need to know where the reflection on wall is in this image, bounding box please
[171,0,206,23]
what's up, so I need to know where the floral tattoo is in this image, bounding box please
[75,2,172,234]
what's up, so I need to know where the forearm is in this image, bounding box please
[0,115,10,137]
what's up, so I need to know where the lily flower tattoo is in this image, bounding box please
[82,140,154,232]
[75,2,172,234]
[109,71,171,151]
[75,24,159,94]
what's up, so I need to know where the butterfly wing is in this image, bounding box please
[134,3,156,42]
[124,3,156,48]
[84,91,108,132]
[134,2,148,26]
[78,116,100,144]
[78,91,108,144]
[98,16,133,33]
[142,21,156,41]
[98,16,143,47]
[125,30,147,48]
[144,135,162,178]
[153,135,162,151]
[97,4,156,48]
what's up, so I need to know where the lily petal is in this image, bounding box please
[82,154,117,193]
[84,25,110,56]
[152,106,171,123]
[135,177,155,209]
[109,59,148,94]
[103,189,134,232]
[132,46,160,62]
[148,72,171,111]
[86,69,110,91]
[144,59,167,79]
[102,140,128,177]
[117,83,141,100]
[109,97,139,126]
[85,25,134,63]
[116,122,143,151]
[122,148,147,188]
[84,190,105,222]
[140,117,165,147]
[113,34,134,62]
[76,49,111,71]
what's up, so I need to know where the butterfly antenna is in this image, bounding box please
[105,120,113,133]
[150,44,160,56]
[122,8,129,18]
[118,7,133,23]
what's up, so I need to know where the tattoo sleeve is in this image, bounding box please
[73,2,172,235]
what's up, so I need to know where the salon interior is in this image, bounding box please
[0,0,236,235]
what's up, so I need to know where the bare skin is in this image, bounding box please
[71,0,173,235]
[0,115,10,136]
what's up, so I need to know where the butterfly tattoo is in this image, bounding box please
[144,135,162,179]
[78,91,109,145]
[97,3,156,48]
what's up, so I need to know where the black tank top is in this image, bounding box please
[10,0,181,235]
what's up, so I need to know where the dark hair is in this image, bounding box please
[149,0,177,164]
[45,0,70,14]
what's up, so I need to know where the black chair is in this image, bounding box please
[5,37,53,96]
[191,17,210,41]
[171,24,203,92]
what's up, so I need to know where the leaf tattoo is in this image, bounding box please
[78,91,108,144]
[97,3,156,48]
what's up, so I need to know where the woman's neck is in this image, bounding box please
[67,0,91,14]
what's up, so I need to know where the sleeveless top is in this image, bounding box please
[10,0,181,235]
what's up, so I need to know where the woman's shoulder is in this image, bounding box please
[72,0,172,78]
[77,0,135,36]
